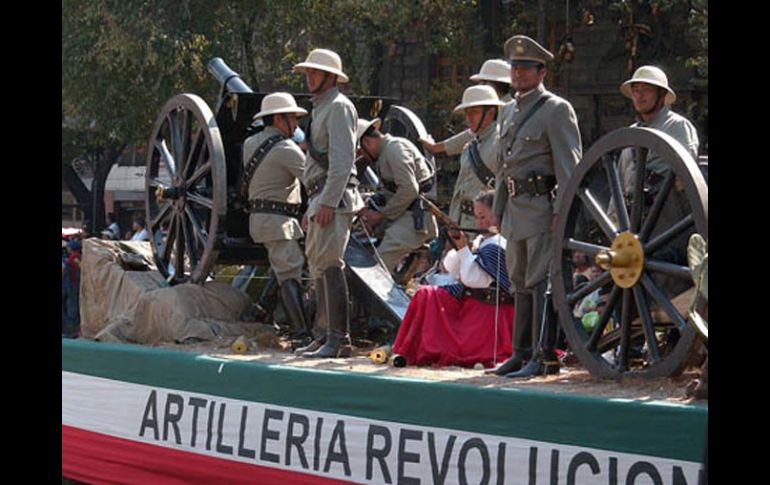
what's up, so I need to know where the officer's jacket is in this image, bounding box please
[304,86,364,217]
[376,134,434,221]
[448,121,501,226]
[242,126,305,242]
[494,84,582,241]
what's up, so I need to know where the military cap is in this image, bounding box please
[469,59,511,84]
[293,48,349,83]
[620,65,676,105]
[253,92,308,119]
[504,35,554,66]
[356,118,382,142]
[453,85,505,113]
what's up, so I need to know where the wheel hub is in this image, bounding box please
[595,231,643,288]
[155,186,183,203]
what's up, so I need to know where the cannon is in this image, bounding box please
[144,57,430,331]
[551,127,708,378]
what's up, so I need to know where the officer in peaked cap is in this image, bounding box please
[490,34,582,378]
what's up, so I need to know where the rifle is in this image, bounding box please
[417,195,491,234]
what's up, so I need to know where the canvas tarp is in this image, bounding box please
[79,238,252,344]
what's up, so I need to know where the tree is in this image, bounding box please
[62,0,218,230]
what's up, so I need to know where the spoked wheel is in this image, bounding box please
[145,94,227,284]
[553,127,708,378]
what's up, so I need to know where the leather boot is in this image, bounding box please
[488,291,532,375]
[254,269,279,321]
[295,277,327,355]
[280,279,312,349]
[304,267,349,358]
[240,269,279,322]
[507,280,560,378]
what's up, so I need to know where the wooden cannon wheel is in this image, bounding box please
[552,127,708,378]
[145,94,227,284]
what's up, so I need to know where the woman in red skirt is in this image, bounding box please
[393,191,514,368]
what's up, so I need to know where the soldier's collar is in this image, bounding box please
[476,119,497,141]
[637,105,671,126]
[263,125,284,137]
[515,83,545,105]
[312,86,339,106]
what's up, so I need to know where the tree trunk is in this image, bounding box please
[63,163,93,226]
[537,0,546,45]
[90,143,127,232]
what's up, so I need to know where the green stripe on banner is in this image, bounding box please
[63,339,707,463]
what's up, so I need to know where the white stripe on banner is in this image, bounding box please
[63,371,703,485]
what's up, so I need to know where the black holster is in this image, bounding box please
[411,198,425,231]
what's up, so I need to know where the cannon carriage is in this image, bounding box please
[144,57,431,331]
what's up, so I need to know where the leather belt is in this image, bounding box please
[306,175,359,199]
[464,287,514,305]
[506,174,556,198]
[249,198,302,218]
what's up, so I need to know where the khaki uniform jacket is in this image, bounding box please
[443,93,514,156]
[304,87,364,217]
[377,134,435,221]
[494,84,582,241]
[242,126,304,242]
[618,106,700,192]
[448,121,501,227]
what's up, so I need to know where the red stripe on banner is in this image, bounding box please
[62,425,355,485]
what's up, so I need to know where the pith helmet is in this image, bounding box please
[293,48,349,83]
[620,65,676,105]
[253,92,308,119]
[453,85,505,113]
[469,59,511,84]
[504,35,554,66]
[356,118,382,142]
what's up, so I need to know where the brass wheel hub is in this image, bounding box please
[595,231,644,288]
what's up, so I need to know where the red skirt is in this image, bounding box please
[393,285,514,368]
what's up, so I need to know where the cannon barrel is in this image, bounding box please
[207,57,253,94]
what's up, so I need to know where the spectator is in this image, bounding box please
[62,241,69,335]
[129,216,149,241]
[106,213,120,240]
[63,239,82,337]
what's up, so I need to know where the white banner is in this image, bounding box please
[63,371,703,485]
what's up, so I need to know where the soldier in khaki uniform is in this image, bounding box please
[446,85,504,229]
[617,65,699,193]
[420,59,514,157]
[292,48,364,358]
[491,35,582,378]
[242,93,310,346]
[616,66,700,306]
[356,118,438,274]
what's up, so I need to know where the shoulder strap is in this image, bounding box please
[505,93,552,148]
[467,140,496,188]
[239,134,284,200]
[305,117,330,170]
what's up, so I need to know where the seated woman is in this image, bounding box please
[392,190,514,368]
